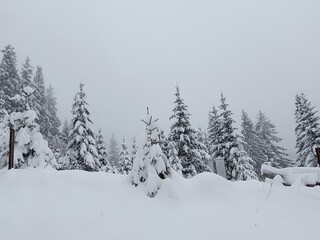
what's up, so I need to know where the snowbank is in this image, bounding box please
[0,169,319,240]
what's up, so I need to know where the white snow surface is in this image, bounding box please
[0,169,319,240]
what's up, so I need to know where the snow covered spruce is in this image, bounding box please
[129,110,171,198]
[0,87,55,168]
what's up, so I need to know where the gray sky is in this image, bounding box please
[1,0,320,158]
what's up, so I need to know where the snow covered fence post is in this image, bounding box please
[8,126,14,170]
[316,148,320,166]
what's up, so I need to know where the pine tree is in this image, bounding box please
[207,105,221,172]
[167,141,182,175]
[168,86,210,178]
[20,57,33,89]
[60,118,70,156]
[0,45,22,114]
[67,83,100,171]
[255,111,289,168]
[46,85,61,152]
[33,66,50,139]
[159,129,169,158]
[96,129,111,172]
[295,93,320,167]
[119,138,132,174]
[0,87,55,169]
[241,110,267,178]
[194,128,211,171]
[131,136,138,160]
[216,94,239,180]
[129,111,170,197]
[109,133,120,168]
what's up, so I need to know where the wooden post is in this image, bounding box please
[8,128,14,170]
[316,148,320,166]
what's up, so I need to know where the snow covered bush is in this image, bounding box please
[129,111,171,197]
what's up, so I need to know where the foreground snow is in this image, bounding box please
[0,169,319,240]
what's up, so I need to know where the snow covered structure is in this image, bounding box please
[129,110,171,197]
[0,87,55,169]
[261,164,320,186]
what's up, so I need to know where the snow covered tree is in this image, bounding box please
[46,84,61,152]
[108,133,120,168]
[59,118,70,156]
[131,136,138,160]
[295,93,320,167]
[255,111,289,168]
[167,141,182,175]
[96,129,111,172]
[20,57,33,89]
[209,94,258,181]
[129,110,170,197]
[241,110,267,179]
[207,105,221,172]
[231,143,259,181]
[168,86,211,178]
[33,66,50,139]
[159,129,169,158]
[67,83,100,171]
[215,94,239,180]
[0,87,55,169]
[119,138,132,174]
[0,45,22,114]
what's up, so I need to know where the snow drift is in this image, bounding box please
[0,169,319,240]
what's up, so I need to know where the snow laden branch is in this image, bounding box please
[129,110,170,198]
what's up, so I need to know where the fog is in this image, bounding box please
[1,0,320,158]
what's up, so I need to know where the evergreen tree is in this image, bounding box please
[168,86,210,178]
[119,138,132,174]
[295,93,320,167]
[255,111,289,168]
[216,94,239,180]
[194,128,211,171]
[131,136,138,160]
[96,129,111,172]
[129,111,170,197]
[0,45,22,114]
[33,66,50,139]
[60,118,70,156]
[46,84,61,151]
[0,87,55,169]
[207,105,221,172]
[211,94,258,181]
[20,57,33,89]
[67,83,100,171]
[167,141,182,175]
[159,129,169,158]
[241,110,266,178]
[109,133,120,168]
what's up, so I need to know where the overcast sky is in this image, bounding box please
[1,0,320,158]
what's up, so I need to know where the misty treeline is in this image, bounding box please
[1,45,320,181]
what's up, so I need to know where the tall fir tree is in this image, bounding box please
[168,86,211,178]
[33,66,50,139]
[46,84,61,152]
[119,138,132,174]
[295,93,320,167]
[213,94,257,180]
[0,45,22,114]
[207,105,221,173]
[255,111,289,168]
[67,83,100,171]
[60,118,71,156]
[20,57,33,89]
[108,133,120,168]
[241,110,267,178]
[96,129,111,172]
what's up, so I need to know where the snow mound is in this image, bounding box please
[0,169,319,240]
